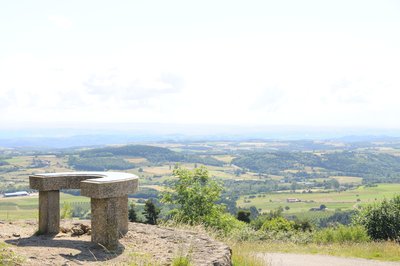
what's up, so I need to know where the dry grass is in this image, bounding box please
[230,242,267,266]
[125,157,148,164]
[0,243,24,265]
[143,166,172,175]
[227,240,400,262]
[331,175,363,185]
[211,155,236,164]
[140,185,166,192]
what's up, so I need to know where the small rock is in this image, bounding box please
[71,227,84,236]
[80,224,90,233]
[60,226,70,233]
[71,223,90,236]
[12,233,20,237]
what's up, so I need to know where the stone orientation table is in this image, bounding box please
[29,172,139,250]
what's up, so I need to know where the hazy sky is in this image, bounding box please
[1,0,399,128]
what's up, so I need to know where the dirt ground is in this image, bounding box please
[0,220,231,265]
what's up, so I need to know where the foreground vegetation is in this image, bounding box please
[0,243,24,265]
[155,167,400,264]
[229,241,400,264]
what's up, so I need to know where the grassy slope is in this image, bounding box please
[0,193,90,220]
[237,184,400,213]
[230,241,400,262]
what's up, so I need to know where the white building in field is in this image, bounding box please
[286,198,301,203]
[3,191,29,197]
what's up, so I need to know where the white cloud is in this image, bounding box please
[0,29,399,128]
[48,15,73,30]
[82,70,182,103]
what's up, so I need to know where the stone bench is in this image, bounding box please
[29,172,139,250]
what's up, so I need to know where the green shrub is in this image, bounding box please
[250,208,284,230]
[354,195,400,241]
[172,256,192,266]
[261,217,294,232]
[0,243,23,265]
[313,225,370,244]
[61,202,72,219]
[162,167,224,226]
[208,213,247,235]
[293,219,313,232]
[237,210,251,223]
[230,226,264,242]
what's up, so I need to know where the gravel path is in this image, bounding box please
[260,253,400,266]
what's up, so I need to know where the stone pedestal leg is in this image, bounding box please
[116,195,129,236]
[91,197,120,250]
[38,190,60,234]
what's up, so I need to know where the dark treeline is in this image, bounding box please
[232,150,400,181]
[68,156,135,171]
[79,144,224,166]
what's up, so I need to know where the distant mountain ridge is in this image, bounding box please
[0,130,400,149]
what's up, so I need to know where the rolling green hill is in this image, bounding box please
[79,144,224,166]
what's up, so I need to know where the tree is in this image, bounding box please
[261,217,294,232]
[162,167,223,225]
[355,195,400,241]
[143,199,160,225]
[128,202,138,222]
[237,210,251,223]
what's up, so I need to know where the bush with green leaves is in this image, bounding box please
[313,225,370,244]
[237,210,251,223]
[129,202,138,222]
[172,255,192,266]
[61,202,72,219]
[250,208,284,230]
[143,199,160,225]
[261,217,294,232]
[0,243,23,265]
[162,167,246,234]
[354,195,400,241]
[162,167,224,225]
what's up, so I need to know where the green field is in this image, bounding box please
[237,184,400,214]
[331,175,363,185]
[0,193,90,220]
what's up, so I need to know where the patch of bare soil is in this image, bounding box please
[0,220,231,265]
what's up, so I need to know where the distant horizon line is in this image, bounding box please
[1,122,400,130]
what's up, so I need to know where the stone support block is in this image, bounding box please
[116,195,129,236]
[30,172,138,250]
[89,196,128,249]
[39,190,60,234]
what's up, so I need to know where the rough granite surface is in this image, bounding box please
[29,172,138,250]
